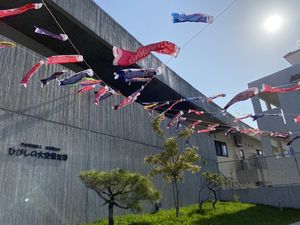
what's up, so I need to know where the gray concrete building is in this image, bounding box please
[248,49,300,186]
[0,1,254,225]
[219,49,300,209]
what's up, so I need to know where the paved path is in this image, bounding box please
[290,222,300,225]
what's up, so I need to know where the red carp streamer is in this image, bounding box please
[0,3,43,19]
[188,109,204,116]
[188,120,202,129]
[113,41,179,66]
[78,85,95,94]
[21,55,83,87]
[94,86,109,105]
[261,84,300,93]
[198,124,219,133]
[113,86,145,110]
[294,116,300,123]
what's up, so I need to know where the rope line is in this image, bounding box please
[165,0,240,65]
[41,0,154,96]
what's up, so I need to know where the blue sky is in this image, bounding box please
[95,0,300,127]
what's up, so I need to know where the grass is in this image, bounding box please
[84,202,300,225]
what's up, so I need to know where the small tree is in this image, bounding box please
[79,169,160,225]
[145,115,200,217]
[198,172,231,210]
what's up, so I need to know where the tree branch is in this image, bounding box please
[102,191,111,197]
[113,201,129,209]
[101,200,109,206]
[96,191,108,203]
[113,184,131,196]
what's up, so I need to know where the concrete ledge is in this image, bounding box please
[220,184,300,209]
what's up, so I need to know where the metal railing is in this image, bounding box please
[218,152,300,189]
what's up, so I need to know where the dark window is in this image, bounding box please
[233,135,242,147]
[256,149,263,156]
[215,141,228,157]
[240,150,245,159]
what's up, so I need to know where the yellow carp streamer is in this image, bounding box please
[0,41,16,48]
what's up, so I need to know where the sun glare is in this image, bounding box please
[264,15,283,32]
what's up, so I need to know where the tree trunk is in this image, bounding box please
[108,202,114,225]
[207,186,217,210]
[198,189,203,210]
[171,181,177,212]
[212,189,217,210]
[174,180,180,217]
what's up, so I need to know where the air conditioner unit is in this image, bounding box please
[233,135,242,147]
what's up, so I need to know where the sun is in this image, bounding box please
[264,15,283,32]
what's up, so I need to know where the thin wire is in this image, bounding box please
[41,0,154,96]
[41,0,105,84]
[5,44,300,119]
[141,84,300,115]
[4,2,299,123]
[165,0,240,65]
[40,0,300,104]
[161,111,300,135]
[152,105,300,117]
[2,46,299,134]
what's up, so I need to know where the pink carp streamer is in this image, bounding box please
[223,87,259,111]
[261,84,300,93]
[0,3,43,19]
[113,41,179,66]
[225,127,240,136]
[113,86,145,110]
[294,116,300,123]
[20,55,83,87]
[162,99,183,115]
[188,120,202,129]
[167,111,184,129]
[234,114,252,123]
[46,55,83,65]
[240,129,263,136]
[80,78,102,87]
[206,93,226,103]
[198,124,219,133]
[78,85,96,94]
[21,60,45,88]
[94,86,110,105]
[270,132,292,139]
[188,109,204,116]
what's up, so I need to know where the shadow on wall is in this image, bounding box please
[0,93,74,167]
[0,93,75,140]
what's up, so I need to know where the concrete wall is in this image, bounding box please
[0,31,218,225]
[261,157,300,185]
[220,184,300,209]
[214,132,265,187]
[248,62,300,187]
[249,63,300,158]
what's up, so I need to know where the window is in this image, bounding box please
[240,150,245,159]
[259,99,269,112]
[233,135,242,147]
[256,149,263,156]
[215,141,228,157]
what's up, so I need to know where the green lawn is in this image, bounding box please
[85,202,300,225]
